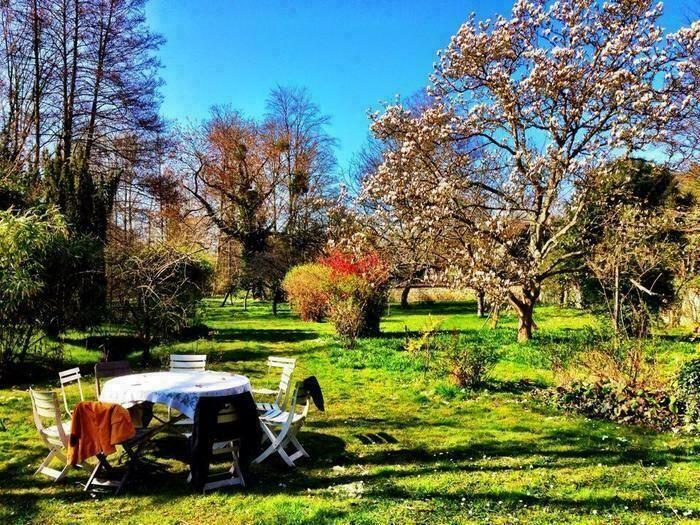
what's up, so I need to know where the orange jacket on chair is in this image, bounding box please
[69,401,136,465]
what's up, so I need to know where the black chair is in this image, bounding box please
[94,361,131,398]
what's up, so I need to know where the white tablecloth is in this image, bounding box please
[99,371,251,418]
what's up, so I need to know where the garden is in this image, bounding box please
[1,296,699,524]
[0,0,699,523]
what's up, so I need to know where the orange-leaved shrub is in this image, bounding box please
[281,263,331,322]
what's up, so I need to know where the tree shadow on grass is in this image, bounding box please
[362,486,668,517]
[485,378,548,394]
[211,328,319,344]
[388,301,477,316]
[5,425,697,522]
[270,429,700,517]
[655,333,697,344]
[210,343,325,369]
[61,334,144,354]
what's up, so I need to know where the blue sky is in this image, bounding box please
[145,0,694,172]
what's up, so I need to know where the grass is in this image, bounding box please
[1,298,699,524]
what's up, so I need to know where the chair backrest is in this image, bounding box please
[198,400,244,492]
[216,402,238,426]
[282,381,310,430]
[58,367,84,416]
[29,389,68,448]
[267,356,296,368]
[94,361,132,397]
[267,357,295,408]
[196,399,240,443]
[169,354,207,372]
[274,365,295,409]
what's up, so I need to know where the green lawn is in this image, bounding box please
[1,299,699,524]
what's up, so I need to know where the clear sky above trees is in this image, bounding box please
[145,0,694,172]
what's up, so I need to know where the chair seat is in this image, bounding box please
[260,410,305,426]
[256,402,280,414]
[124,426,152,443]
[252,387,277,395]
[44,422,71,438]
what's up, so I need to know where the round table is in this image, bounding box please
[99,371,251,418]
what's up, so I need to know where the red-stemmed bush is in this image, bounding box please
[283,249,390,344]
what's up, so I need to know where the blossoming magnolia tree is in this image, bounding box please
[364,0,699,341]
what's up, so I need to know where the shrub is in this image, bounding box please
[38,233,106,336]
[440,334,501,388]
[322,249,390,338]
[0,206,68,381]
[677,358,700,425]
[328,296,364,347]
[574,336,663,390]
[556,379,682,431]
[282,263,331,321]
[283,249,390,342]
[404,322,503,385]
[405,316,443,372]
[677,358,700,397]
[108,243,212,360]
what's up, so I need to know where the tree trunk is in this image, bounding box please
[243,289,249,311]
[489,303,501,329]
[509,285,540,342]
[516,303,534,342]
[400,285,411,308]
[476,290,486,318]
[83,2,113,167]
[613,263,620,334]
[32,0,41,172]
[61,0,80,173]
[272,286,283,316]
[221,288,232,307]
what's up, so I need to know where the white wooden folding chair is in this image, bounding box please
[29,389,72,481]
[188,402,245,493]
[253,381,310,467]
[58,367,85,418]
[169,354,207,372]
[253,357,295,416]
[168,354,207,426]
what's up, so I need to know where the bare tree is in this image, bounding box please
[181,87,337,309]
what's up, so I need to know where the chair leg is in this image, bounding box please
[35,448,57,476]
[255,435,296,467]
[55,463,71,481]
[289,435,309,458]
[114,463,133,496]
[252,421,279,464]
[83,454,127,493]
[230,449,245,487]
[53,448,68,463]
[254,420,307,467]
[83,460,102,492]
[252,442,277,464]
[276,442,295,467]
[196,443,245,493]
[36,448,71,481]
[260,422,276,443]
